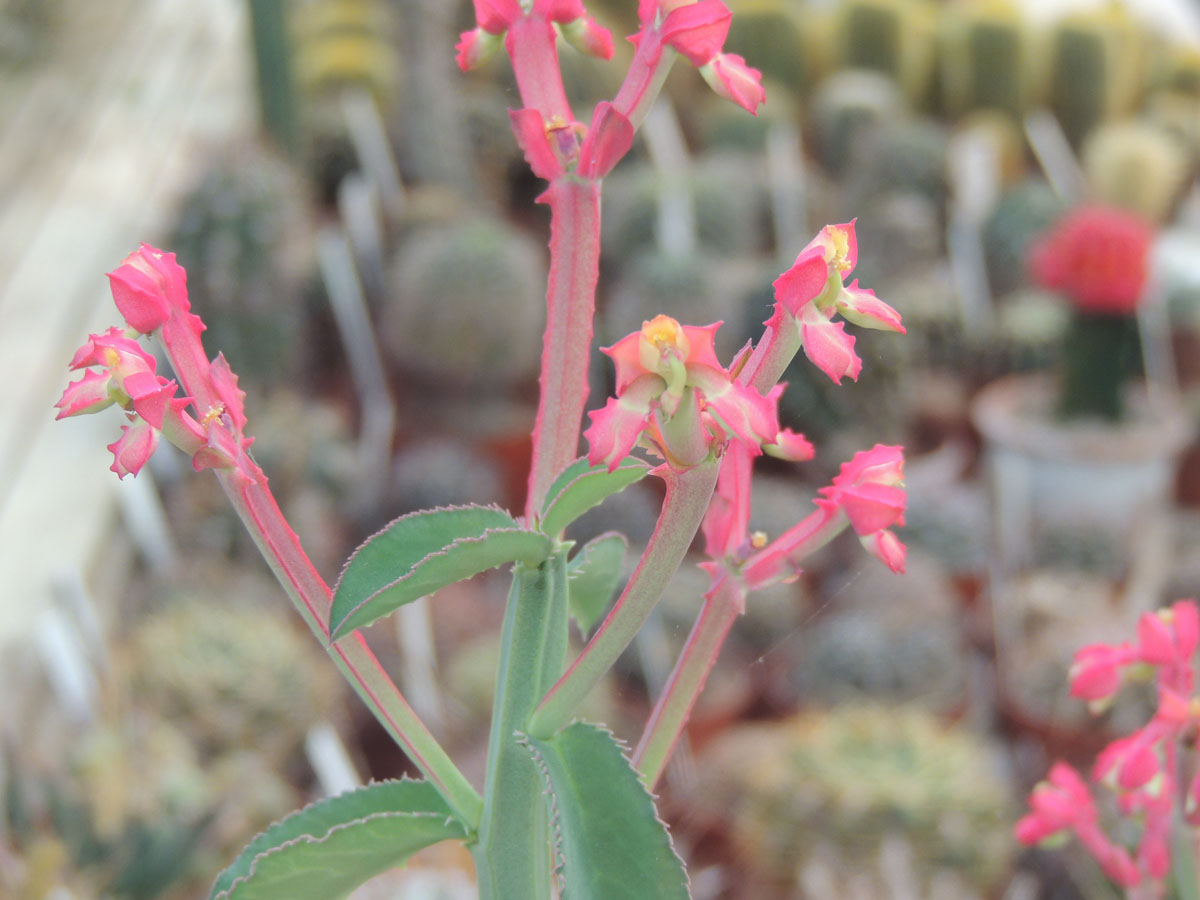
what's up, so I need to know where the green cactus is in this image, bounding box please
[982,178,1068,298]
[382,218,546,390]
[807,69,906,177]
[938,0,1039,119]
[168,149,308,386]
[291,0,400,102]
[833,0,938,108]
[1047,6,1147,149]
[723,0,810,95]
[128,598,343,761]
[1082,120,1193,224]
[695,705,1014,896]
[600,153,769,263]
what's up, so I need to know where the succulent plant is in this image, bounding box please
[1046,6,1147,148]
[1082,120,1193,224]
[127,597,343,762]
[167,148,309,386]
[832,0,938,109]
[600,152,769,263]
[937,0,1040,119]
[291,0,400,101]
[694,705,1015,897]
[382,217,546,390]
[806,69,906,177]
[982,178,1068,298]
[723,0,810,95]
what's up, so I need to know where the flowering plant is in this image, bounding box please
[56,2,905,896]
[1031,204,1156,421]
[1017,600,1200,898]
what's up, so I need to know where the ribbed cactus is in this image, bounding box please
[1047,6,1146,149]
[168,150,308,386]
[724,0,809,95]
[938,0,1039,119]
[382,218,546,390]
[833,0,938,108]
[982,178,1067,297]
[695,706,1014,897]
[807,69,906,177]
[1082,120,1192,224]
[291,0,400,101]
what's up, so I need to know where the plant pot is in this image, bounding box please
[971,373,1192,579]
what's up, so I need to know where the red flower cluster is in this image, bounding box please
[1031,205,1155,316]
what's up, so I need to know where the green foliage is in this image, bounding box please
[567,532,627,637]
[210,780,467,900]
[524,723,690,900]
[540,456,650,538]
[331,505,552,637]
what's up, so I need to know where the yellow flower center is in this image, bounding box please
[829,226,853,274]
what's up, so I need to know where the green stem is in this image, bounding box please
[473,552,569,899]
[525,180,602,518]
[529,459,720,738]
[217,470,482,828]
[743,319,801,396]
[633,575,744,788]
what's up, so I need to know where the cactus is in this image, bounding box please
[807,69,906,177]
[168,149,309,386]
[694,705,1014,897]
[938,0,1039,119]
[833,0,938,108]
[128,598,343,761]
[382,218,546,390]
[724,0,810,95]
[982,178,1068,297]
[1082,120,1193,224]
[1047,6,1147,149]
[600,152,769,263]
[291,0,400,101]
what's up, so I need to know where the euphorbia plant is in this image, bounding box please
[1031,204,1156,421]
[56,2,906,897]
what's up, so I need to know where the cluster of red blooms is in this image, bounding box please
[1017,600,1200,893]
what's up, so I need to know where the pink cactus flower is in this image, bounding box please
[107,244,189,334]
[585,315,780,471]
[770,221,903,383]
[699,53,765,115]
[107,421,159,479]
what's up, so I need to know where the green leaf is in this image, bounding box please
[524,723,690,900]
[539,457,650,538]
[331,505,552,638]
[210,780,468,900]
[566,532,627,637]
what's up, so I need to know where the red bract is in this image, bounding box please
[106,244,188,334]
[1031,206,1155,315]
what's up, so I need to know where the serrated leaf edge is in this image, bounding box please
[518,731,568,893]
[540,458,650,532]
[334,503,518,595]
[567,531,627,581]
[332,523,550,637]
[518,723,691,899]
[214,809,465,899]
[210,778,461,899]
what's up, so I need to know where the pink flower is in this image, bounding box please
[585,315,780,471]
[770,222,903,384]
[658,0,731,66]
[699,53,764,115]
[107,421,159,479]
[816,444,907,572]
[107,245,188,334]
[1016,762,1095,845]
[1069,642,1135,702]
[1031,206,1154,315]
[457,0,614,71]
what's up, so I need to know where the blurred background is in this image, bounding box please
[1,0,1199,897]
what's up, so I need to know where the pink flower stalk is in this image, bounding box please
[457,0,613,122]
[1018,601,1200,894]
[1031,206,1155,316]
[702,442,907,595]
[510,102,633,183]
[769,221,904,384]
[585,315,782,472]
[56,245,254,480]
[630,0,765,114]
